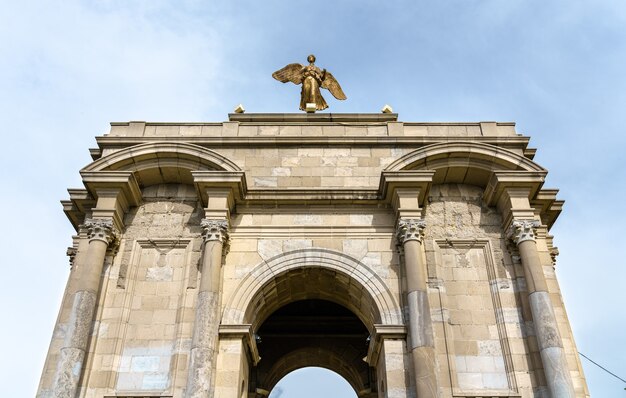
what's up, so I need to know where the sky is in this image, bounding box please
[1,0,625,396]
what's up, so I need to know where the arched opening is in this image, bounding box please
[255,299,370,394]
[223,249,402,398]
[269,367,357,398]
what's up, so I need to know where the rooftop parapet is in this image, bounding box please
[106,114,518,138]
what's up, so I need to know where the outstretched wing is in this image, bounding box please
[321,71,347,100]
[272,63,304,85]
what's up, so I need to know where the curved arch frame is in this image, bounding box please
[385,141,545,173]
[222,248,403,330]
[82,142,242,173]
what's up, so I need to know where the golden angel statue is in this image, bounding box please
[272,54,347,111]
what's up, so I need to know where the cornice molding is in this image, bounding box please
[95,135,531,149]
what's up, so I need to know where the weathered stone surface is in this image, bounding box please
[541,346,576,397]
[407,290,434,349]
[412,346,439,397]
[117,345,173,390]
[186,291,220,397]
[186,347,216,397]
[52,347,85,398]
[193,292,220,347]
[146,264,174,281]
[51,263,102,396]
[529,291,563,350]
[65,290,96,349]
[527,291,576,396]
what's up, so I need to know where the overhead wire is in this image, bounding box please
[578,352,626,384]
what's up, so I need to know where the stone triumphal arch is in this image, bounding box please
[38,114,589,397]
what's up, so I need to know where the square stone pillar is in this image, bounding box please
[379,339,410,398]
[213,325,259,398]
[367,325,410,398]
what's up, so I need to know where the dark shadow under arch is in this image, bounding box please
[256,300,371,395]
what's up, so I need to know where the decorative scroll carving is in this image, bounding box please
[396,219,426,245]
[507,220,540,245]
[107,239,120,257]
[85,218,118,245]
[546,234,559,266]
[549,246,560,266]
[201,219,229,244]
[66,247,77,268]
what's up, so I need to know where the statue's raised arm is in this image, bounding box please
[272,54,347,111]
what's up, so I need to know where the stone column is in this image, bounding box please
[396,219,438,397]
[186,218,229,398]
[52,218,117,397]
[508,220,575,397]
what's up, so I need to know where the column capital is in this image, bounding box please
[396,218,426,245]
[201,218,230,244]
[507,219,540,245]
[84,218,118,245]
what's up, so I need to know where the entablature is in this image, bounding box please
[63,116,564,234]
[92,135,532,161]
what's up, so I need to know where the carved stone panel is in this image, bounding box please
[433,239,518,395]
[114,239,192,392]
